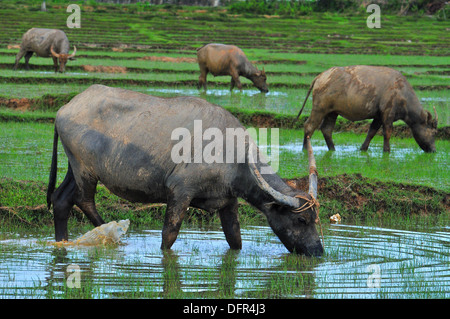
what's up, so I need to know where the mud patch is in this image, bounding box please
[138,56,197,63]
[0,98,31,111]
[81,64,127,73]
[7,44,20,50]
[0,93,77,114]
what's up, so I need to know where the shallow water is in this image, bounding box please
[0,223,448,299]
[262,141,420,159]
[144,87,296,115]
[146,87,288,97]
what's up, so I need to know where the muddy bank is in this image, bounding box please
[0,174,448,227]
[0,93,77,113]
[81,65,127,73]
[285,174,449,220]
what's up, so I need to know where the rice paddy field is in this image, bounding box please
[0,0,449,303]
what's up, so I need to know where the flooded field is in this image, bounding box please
[0,223,449,299]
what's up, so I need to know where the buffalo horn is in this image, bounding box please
[305,136,318,199]
[68,46,77,59]
[50,45,60,58]
[248,160,300,208]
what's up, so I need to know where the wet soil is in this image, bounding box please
[80,65,127,73]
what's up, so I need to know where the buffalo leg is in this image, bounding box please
[52,57,58,73]
[230,77,236,91]
[320,112,338,151]
[51,166,77,241]
[382,123,393,152]
[13,49,26,70]
[198,65,208,90]
[218,198,242,250]
[361,118,382,151]
[73,176,105,228]
[24,51,33,70]
[230,70,242,91]
[303,112,324,151]
[161,194,190,250]
[51,166,105,241]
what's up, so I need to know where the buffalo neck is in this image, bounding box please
[241,61,259,78]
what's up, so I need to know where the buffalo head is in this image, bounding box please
[412,106,438,153]
[250,137,323,256]
[251,68,269,93]
[50,45,76,73]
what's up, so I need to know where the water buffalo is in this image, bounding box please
[13,28,76,73]
[296,65,437,153]
[197,43,268,93]
[47,85,323,256]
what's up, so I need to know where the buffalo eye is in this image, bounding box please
[296,215,307,225]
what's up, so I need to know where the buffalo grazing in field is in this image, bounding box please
[197,43,268,93]
[13,28,76,73]
[297,65,437,153]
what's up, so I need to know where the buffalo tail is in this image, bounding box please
[47,127,59,209]
[295,78,316,121]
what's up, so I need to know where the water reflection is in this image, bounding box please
[0,224,449,298]
[274,142,420,159]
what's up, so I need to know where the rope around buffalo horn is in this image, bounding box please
[292,194,319,214]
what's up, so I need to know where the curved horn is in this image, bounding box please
[248,160,300,208]
[50,45,60,58]
[68,45,77,59]
[305,136,318,199]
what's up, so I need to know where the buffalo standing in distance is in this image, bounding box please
[197,43,268,93]
[47,85,323,256]
[297,65,437,153]
[13,28,76,73]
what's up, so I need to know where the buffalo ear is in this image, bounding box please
[432,106,438,129]
[426,111,433,125]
